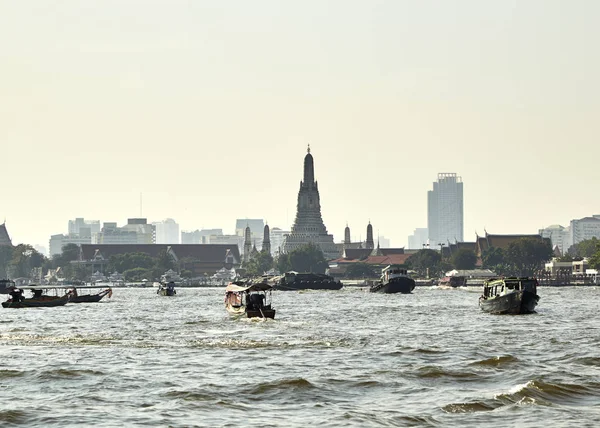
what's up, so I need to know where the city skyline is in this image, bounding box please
[2,1,599,249]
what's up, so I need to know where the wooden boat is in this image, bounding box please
[157,281,177,296]
[438,275,467,288]
[479,277,540,314]
[2,285,70,309]
[370,265,415,294]
[68,287,112,303]
[274,272,342,291]
[225,281,276,319]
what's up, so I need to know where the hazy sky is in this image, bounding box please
[2,1,599,249]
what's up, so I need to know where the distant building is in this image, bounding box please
[569,216,600,250]
[407,228,428,249]
[68,218,100,236]
[181,229,225,244]
[269,227,289,255]
[153,218,180,244]
[49,233,92,256]
[92,219,155,245]
[428,173,464,245]
[539,224,570,255]
[282,146,339,260]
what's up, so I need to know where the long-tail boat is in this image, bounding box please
[225,280,276,319]
[2,285,70,308]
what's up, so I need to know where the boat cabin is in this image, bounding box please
[482,277,538,299]
[381,265,408,282]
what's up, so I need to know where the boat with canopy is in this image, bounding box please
[225,280,276,319]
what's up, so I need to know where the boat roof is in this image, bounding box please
[225,281,272,292]
[12,285,111,290]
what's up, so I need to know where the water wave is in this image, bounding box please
[470,355,519,367]
[248,377,315,394]
[415,365,479,380]
[36,368,104,379]
[0,410,29,424]
[0,369,25,379]
[443,379,600,413]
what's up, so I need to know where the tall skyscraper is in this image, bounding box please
[282,146,338,260]
[427,173,464,245]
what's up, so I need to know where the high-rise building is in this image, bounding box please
[153,218,180,244]
[408,228,429,249]
[282,146,339,260]
[539,224,570,255]
[569,216,600,250]
[427,173,464,245]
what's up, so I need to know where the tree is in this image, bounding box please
[155,250,176,273]
[108,252,155,274]
[451,249,477,270]
[406,249,441,278]
[505,237,553,276]
[588,249,600,270]
[282,243,328,273]
[568,238,600,259]
[344,262,376,279]
[276,253,292,274]
[244,252,274,277]
[9,244,44,278]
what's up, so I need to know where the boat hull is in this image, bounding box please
[157,289,176,296]
[370,277,416,294]
[70,289,111,303]
[225,304,276,319]
[479,290,539,314]
[2,295,70,309]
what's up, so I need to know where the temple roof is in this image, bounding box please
[80,244,241,264]
[0,223,12,246]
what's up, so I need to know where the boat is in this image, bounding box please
[438,275,467,288]
[479,277,540,314]
[157,281,177,296]
[370,264,416,294]
[2,285,70,308]
[225,280,276,319]
[68,287,113,303]
[274,271,342,291]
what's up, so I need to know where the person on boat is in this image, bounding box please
[249,293,265,309]
[32,289,43,299]
[8,287,24,303]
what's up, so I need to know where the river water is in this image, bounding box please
[1,286,599,427]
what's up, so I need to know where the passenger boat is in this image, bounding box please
[274,271,342,291]
[370,265,416,294]
[225,280,276,319]
[68,287,113,303]
[2,285,70,309]
[479,277,540,314]
[438,275,467,288]
[157,281,177,296]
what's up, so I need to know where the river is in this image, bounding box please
[1,286,599,427]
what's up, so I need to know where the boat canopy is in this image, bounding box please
[225,282,273,293]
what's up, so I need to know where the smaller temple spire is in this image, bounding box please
[262,223,271,254]
[307,144,311,153]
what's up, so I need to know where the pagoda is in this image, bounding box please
[283,146,339,260]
